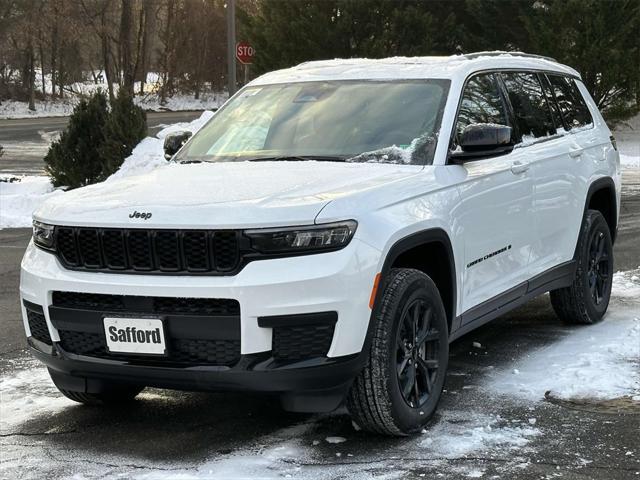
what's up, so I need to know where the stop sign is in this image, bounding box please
[236,42,255,65]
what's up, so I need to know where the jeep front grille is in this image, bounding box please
[55,227,241,275]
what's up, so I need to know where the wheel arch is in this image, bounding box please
[582,177,617,247]
[374,229,457,334]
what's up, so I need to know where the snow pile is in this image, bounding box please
[488,269,640,402]
[0,111,214,228]
[108,110,215,181]
[0,175,64,228]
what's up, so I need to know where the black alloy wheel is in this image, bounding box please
[396,298,440,409]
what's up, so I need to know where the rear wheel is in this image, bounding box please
[550,210,613,324]
[347,268,449,436]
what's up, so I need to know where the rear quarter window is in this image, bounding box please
[546,75,593,130]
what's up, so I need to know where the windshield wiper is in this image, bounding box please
[247,155,346,162]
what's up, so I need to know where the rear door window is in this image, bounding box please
[454,73,509,147]
[547,75,593,130]
[500,72,556,143]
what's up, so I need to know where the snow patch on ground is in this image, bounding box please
[0,99,80,119]
[0,175,64,228]
[0,357,72,431]
[0,92,225,119]
[488,269,640,402]
[419,412,540,458]
[0,111,214,229]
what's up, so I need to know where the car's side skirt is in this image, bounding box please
[449,260,576,342]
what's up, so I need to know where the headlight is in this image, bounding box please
[245,220,357,254]
[32,221,55,250]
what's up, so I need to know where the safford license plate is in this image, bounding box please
[104,317,166,355]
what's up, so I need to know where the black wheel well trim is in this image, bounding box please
[371,228,457,335]
[578,176,617,252]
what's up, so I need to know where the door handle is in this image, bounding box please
[510,160,530,175]
[569,148,583,158]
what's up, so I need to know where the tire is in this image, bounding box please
[550,209,613,325]
[347,268,449,436]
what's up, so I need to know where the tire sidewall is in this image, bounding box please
[384,272,449,433]
[577,211,613,321]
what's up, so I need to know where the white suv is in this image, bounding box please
[21,53,621,435]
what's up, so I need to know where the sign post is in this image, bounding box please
[226,0,237,96]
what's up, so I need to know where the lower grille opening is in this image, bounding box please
[50,292,241,367]
[57,331,240,366]
[272,324,335,363]
[25,304,52,345]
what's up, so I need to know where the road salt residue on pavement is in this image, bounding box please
[487,268,640,402]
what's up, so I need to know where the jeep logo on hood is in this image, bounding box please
[129,211,153,220]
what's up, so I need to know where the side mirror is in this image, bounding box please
[449,124,514,163]
[163,131,192,160]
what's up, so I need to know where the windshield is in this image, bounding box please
[175,79,450,165]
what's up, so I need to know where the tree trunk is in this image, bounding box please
[119,0,134,95]
[50,8,58,98]
[100,6,115,102]
[160,0,176,105]
[28,40,36,111]
[38,37,46,97]
[139,0,155,96]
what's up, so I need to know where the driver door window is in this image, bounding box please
[454,74,509,148]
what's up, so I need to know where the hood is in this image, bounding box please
[34,161,422,228]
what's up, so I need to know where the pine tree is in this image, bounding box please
[43,90,147,189]
[98,90,147,179]
[522,0,639,123]
[44,92,110,188]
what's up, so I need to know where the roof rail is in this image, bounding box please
[462,51,558,63]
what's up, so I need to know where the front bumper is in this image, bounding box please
[20,238,381,409]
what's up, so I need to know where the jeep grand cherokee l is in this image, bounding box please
[21,52,621,435]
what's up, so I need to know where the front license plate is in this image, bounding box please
[104,317,166,355]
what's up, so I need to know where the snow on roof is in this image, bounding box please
[250,52,580,86]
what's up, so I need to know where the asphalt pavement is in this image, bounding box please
[0,111,203,175]
[0,171,638,479]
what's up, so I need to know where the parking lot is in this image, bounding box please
[0,169,636,479]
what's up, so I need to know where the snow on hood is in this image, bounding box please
[34,161,421,228]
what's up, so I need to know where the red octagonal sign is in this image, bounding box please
[236,42,255,65]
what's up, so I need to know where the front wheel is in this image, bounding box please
[550,209,613,324]
[347,268,449,436]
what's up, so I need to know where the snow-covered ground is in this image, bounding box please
[488,269,640,402]
[0,94,225,120]
[1,271,637,479]
[0,175,64,229]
